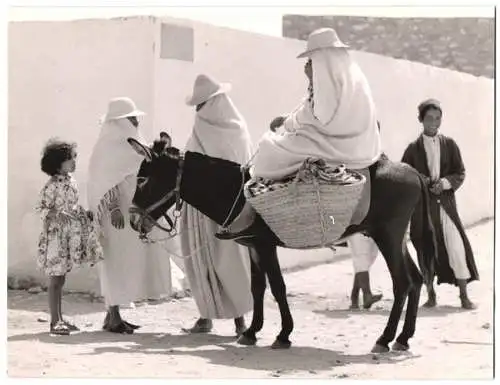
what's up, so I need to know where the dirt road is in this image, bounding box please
[7,221,493,379]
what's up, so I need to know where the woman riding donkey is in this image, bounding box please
[217,28,382,245]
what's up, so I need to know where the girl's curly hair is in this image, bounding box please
[40,138,77,176]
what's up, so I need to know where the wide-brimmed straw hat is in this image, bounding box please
[104,97,145,121]
[297,28,349,59]
[185,74,232,106]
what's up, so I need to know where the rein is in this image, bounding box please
[131,155,185,242]
[135,148,258,259]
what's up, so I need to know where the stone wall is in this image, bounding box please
[283,15,494,78]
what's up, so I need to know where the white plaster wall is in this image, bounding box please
[151,17,493,276]
[8,15,493,293]
[150,18,311,272]
[8,17,156,291]
[152,17,493,230]
[354,51,494,225]
[151,17,307,149]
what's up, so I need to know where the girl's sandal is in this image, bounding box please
[50,321,71,336]
[63,321,80,332]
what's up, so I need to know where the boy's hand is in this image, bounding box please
[430,180,444,195]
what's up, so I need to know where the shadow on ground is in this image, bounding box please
[7,290,186,316]
[155,343,419,373]
[8,330,236,348]
[7,329,418,373]
[313,304,474,320]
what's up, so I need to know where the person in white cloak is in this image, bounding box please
[348,121,383,310]
[217,27,382,241]
[179,74,253,335]
[348,233,383,310]
[87,97,173,334]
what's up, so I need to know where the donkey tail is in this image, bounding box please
[410,173,438,284]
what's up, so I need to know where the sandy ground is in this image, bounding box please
[7,221,494,379]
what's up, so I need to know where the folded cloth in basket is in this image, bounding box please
[245,158,360,198]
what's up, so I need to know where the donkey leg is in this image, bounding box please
[393,249,423,351]
[372,287,408,353]
[411,234,437,308]
[238,250,266,346]
[371,230,411,353]
[423,281,437,308]
[261,244,294,349]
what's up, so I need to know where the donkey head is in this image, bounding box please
[127,133,182,235]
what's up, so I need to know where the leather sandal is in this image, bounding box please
[50,321,71,336]
[62,321,80,332]
[182,319,213,334]
[123,320,141,330]
[363,293,383,309]
[107,321,134,334]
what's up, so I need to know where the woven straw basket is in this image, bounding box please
[246,169,366,249]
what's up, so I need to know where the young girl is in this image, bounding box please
[36,138,103,335]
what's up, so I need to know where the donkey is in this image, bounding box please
[126,136,436,353]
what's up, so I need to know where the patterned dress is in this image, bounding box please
[36,174,103,276]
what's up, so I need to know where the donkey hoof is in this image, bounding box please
[371,343,390,353]
[392,341,409,351]
[422,299,436,308]
[237,334,257,346]
[271,339,292,350]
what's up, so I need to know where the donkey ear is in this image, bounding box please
[160,132,172,148]
[127,138,153,162]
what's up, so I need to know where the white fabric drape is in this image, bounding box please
[187,93,254,163]
[251,48,381,180]
[88,118,173,306]
[179,93,253,319]
[422,134,470,280]
[348,233,379,273]
[87,119,144,213]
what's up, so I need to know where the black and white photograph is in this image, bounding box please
[5,2,496,380]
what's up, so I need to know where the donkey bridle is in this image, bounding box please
[130,154,185,239]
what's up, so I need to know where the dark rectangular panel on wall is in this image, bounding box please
[160,23,194,61]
